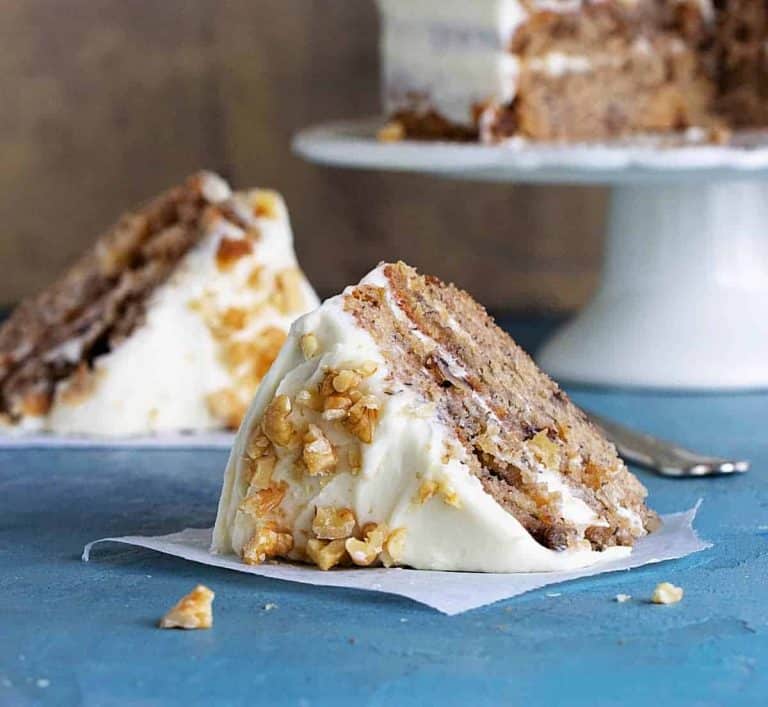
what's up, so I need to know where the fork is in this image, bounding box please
[588,412,750,478]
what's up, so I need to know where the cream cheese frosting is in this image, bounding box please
[212,264,632,573]
[37,174,319,436]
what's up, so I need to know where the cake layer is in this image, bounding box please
[378,0,766,142]
[0,172,319,435]
[213,262,658,573]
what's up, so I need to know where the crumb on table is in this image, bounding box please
[651,582,684,605]
[159,585,215,629]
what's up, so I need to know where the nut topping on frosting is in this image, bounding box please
[381,528,407,568]
[302,424,337,476]
[215,237,253,271]
[239,482,288,518]
[344,395,380,444]
[250,190,281,220]
[300,333,319,359]
[242,522,293,565]
[271,268,305,315]
[263,394,296,447]
[313,506,357,540]
[345,523,389,567]
[159,585,215,630]
[306,538,348,571]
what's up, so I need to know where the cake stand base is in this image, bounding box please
[537,181,768,390]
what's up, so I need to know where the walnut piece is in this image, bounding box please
[205,389,246,429]
[159,585,214,630]
[215,236,253,271]
[263,394,296,447]
[414,479,460,508]
[381,528,407,568]
[344,395,380,444]
[242,522,293,565]
[651,582,684,605]
[251,190,281,219]
[313,506,356,540]
[377,121,405,143]
[345,523,389,567]
[300,333,319,359]
[302,424,337,475]
[306,538,348,571]
[414,480,439,505]
[347,445,362,473]
[272,268,305,314]
[239,482,287,517]
[332,369,362,393]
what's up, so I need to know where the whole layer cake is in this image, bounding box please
[377,0,768,142]
[0,172,318,436]
[213,261,658,572]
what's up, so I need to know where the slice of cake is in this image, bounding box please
[213,261,658,573]
[0,172,319,436]
[376,0,768,143]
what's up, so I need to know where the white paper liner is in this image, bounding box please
[0,431,235,450]
[83,504,709,615]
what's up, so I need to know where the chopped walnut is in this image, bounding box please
[440,483,462,509]
[302,424,337,475]
[651,582,684,605]
[245,429,272,460]
[377,120,405,143]
[413,479,461,508]
[159,585,215,630]
[345,523,389,567]
[356,361,379,378]
[300,333,319,359]
[263,394,296,447]
[215,237,253,271]
[344,395,380,443]
[213,307,248,337]
[332,369,362,393]
[313,506,357,540]
[528,429,561,469]
[242,522,293,565]
[271,268,305,314]
[306,538,348,571]
[244,454,276,491]
[322,394,353,421]
[239,482,287,517]
[414,480,439,505]
[251,190,281,219]
[381,528,407,568]
[247,265,264,289]
[205,389,246,429]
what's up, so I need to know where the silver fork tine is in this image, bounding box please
[587,411,750,478]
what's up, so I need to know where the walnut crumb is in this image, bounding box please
[263,394,296,447]
[239,482,287,517]
[313,506,357,540]
[271,268,305,314]
[414,480,439,505]
[215,237,253,271]
[615,594,632,603]
[251,190,281,219]
[377,120,405,143]
[381,528,407,567]
[651,582,684,605]
[302,424,337,475]
[344,395,380,444]
[159,585,214,630]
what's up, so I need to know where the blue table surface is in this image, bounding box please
[2,317,767,707]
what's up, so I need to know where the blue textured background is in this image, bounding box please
[1,319,767,706]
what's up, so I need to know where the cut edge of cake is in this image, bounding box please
[212,261,659,573]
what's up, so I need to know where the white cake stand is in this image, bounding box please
[293,118,768,390]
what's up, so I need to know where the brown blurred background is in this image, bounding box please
[0,0,608,312]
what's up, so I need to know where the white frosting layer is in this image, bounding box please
[213,264,631,573]
[42,175,319,436]
[377,0,527,124]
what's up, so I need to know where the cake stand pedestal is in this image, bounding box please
[293,119,768,390]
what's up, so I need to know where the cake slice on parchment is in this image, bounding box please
[0,172,319,436]
[213,261,658,573]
